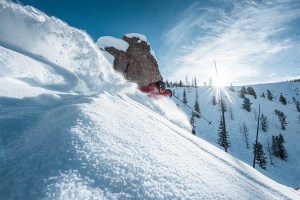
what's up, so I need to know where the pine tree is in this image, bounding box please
[179,80,183,87]
[183,89,188,104]
[272,134,288,161]
[190,114,196,135]
[266,90,273,101]
[212,95,217,105]
[229,106,234,120]
[274,109,288,130]
[261,92,266,98]
[260,114,269,132]
[239,87,246,98]
[278,134,288,160]
[185,75,189,87]
[217,116,230,152]
[242,97,252,112]
[165,80,170,87]
[229,83,235,92]
[194,77,198,88]
[267,139,273,165]
[295,101,300,112]
[209,77,213,87]
[240,122,250,148]
[271,136,279,157]
[219,99,227,112]
[279,94,287,105]
[247,87,257,99]
[193,98,201,118]
[253,142,268,169]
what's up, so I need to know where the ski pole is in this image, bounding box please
[172,93,212,125]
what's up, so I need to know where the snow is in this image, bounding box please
[125,33,147,42]
[170,82,300,189]
[96,36,129,52]
[0,0,126,94]
[0,1,300,199]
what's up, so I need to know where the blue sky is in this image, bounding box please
[15,0,300,86]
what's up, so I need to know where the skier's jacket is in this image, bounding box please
[139,81,172,97]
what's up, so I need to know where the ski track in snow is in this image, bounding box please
[0,40,79,91]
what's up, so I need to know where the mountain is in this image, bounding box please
[169,81,300,189]
[0,1,299,199]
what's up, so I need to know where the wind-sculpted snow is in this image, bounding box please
[0,1,125,93]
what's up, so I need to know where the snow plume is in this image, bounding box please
[0,0,126,94]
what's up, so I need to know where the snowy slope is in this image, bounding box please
[0,1,125,94]
[170,82,300,189]
[0,1,299,199]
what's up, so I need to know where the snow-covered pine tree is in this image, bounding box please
[242,97,252,112]
[260,114,269,132]
[217,116,230,152]
[253,142,268,169]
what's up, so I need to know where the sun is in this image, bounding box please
[213,76,229,88]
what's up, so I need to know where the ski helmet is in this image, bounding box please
[156,81,165,90]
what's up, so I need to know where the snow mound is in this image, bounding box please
[96,36,129,52]
[0,1,126,94]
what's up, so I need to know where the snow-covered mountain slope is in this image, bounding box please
[170,82,300,189]
[0,1,299,199]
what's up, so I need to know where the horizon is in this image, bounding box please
[13,0,300,86]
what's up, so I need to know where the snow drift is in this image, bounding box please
[0,0,125,94]
[0,1,299,199]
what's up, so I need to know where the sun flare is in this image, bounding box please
[213,76,229,88]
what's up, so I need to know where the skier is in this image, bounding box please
[140,81,172,97]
